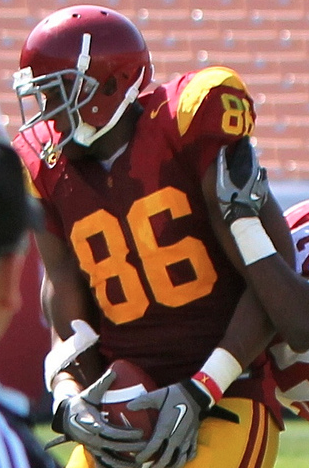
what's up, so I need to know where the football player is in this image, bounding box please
[216,139,309,350]
[271,201,309,420]
[12,5,304,468]
[217,138,309,422]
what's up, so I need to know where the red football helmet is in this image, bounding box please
[13,5,153,166]
[284,200,309,277]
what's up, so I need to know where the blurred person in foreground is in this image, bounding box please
[11,4,309,468]
[0,122,59,468]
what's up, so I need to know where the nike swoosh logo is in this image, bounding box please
[150,99,170,119]
[170,403,187,436]
[73,414,98,427]
[120,412,133,428]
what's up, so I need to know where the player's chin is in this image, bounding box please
[61,139,89,160]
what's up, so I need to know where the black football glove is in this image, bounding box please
[216,136,269,225]
[127,380,238,468]
[47,370,147,467]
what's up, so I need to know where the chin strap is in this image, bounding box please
[73,66,146,147]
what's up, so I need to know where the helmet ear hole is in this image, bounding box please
[101,76,117,96]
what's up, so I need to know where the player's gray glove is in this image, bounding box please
[47,369,147,467]
[216,136,269,225]
[127,380,238,468]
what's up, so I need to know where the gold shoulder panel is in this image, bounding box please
[177,67,249,136]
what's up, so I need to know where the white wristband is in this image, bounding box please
[230,217,277,266]
[200,348,242,392]
[192,348,242,405]
[52,379,80,414]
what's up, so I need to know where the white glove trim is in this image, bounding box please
[44,319,99,391]
[102,384,148,404]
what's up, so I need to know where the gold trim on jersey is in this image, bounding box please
[177,66,250,137]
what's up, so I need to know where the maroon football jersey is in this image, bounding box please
[14,67,282,427]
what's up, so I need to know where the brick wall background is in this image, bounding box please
[1,0,309,178]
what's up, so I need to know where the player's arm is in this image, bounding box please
[198,154,279,375]
[216,138,309,352]
[36,228,105,414]
[36,228,104,387]
[36,230,147,464]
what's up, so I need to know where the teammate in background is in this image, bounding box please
[216,137,309,350]
[12,5,307,468]
[275,200,309,419]
[217,137,309,422]
[0,124,59,467]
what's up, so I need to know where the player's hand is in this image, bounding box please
[127,381,209,468]
[216,136,269,224]
[128,379,239,468]
[49,369,147,463]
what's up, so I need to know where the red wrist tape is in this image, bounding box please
[192,371,223,404]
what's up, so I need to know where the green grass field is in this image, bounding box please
[33,418,309,467]
[275,419,309,468]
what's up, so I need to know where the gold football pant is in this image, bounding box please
[65,398,280,468]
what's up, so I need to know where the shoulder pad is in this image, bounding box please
[177,67,249,136]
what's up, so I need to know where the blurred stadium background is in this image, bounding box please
[0,0,308,416]
[1,0,309,177]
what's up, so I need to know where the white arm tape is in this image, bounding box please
[199,348,242,393]
[230,217,277,266]
[44,319,99,392]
